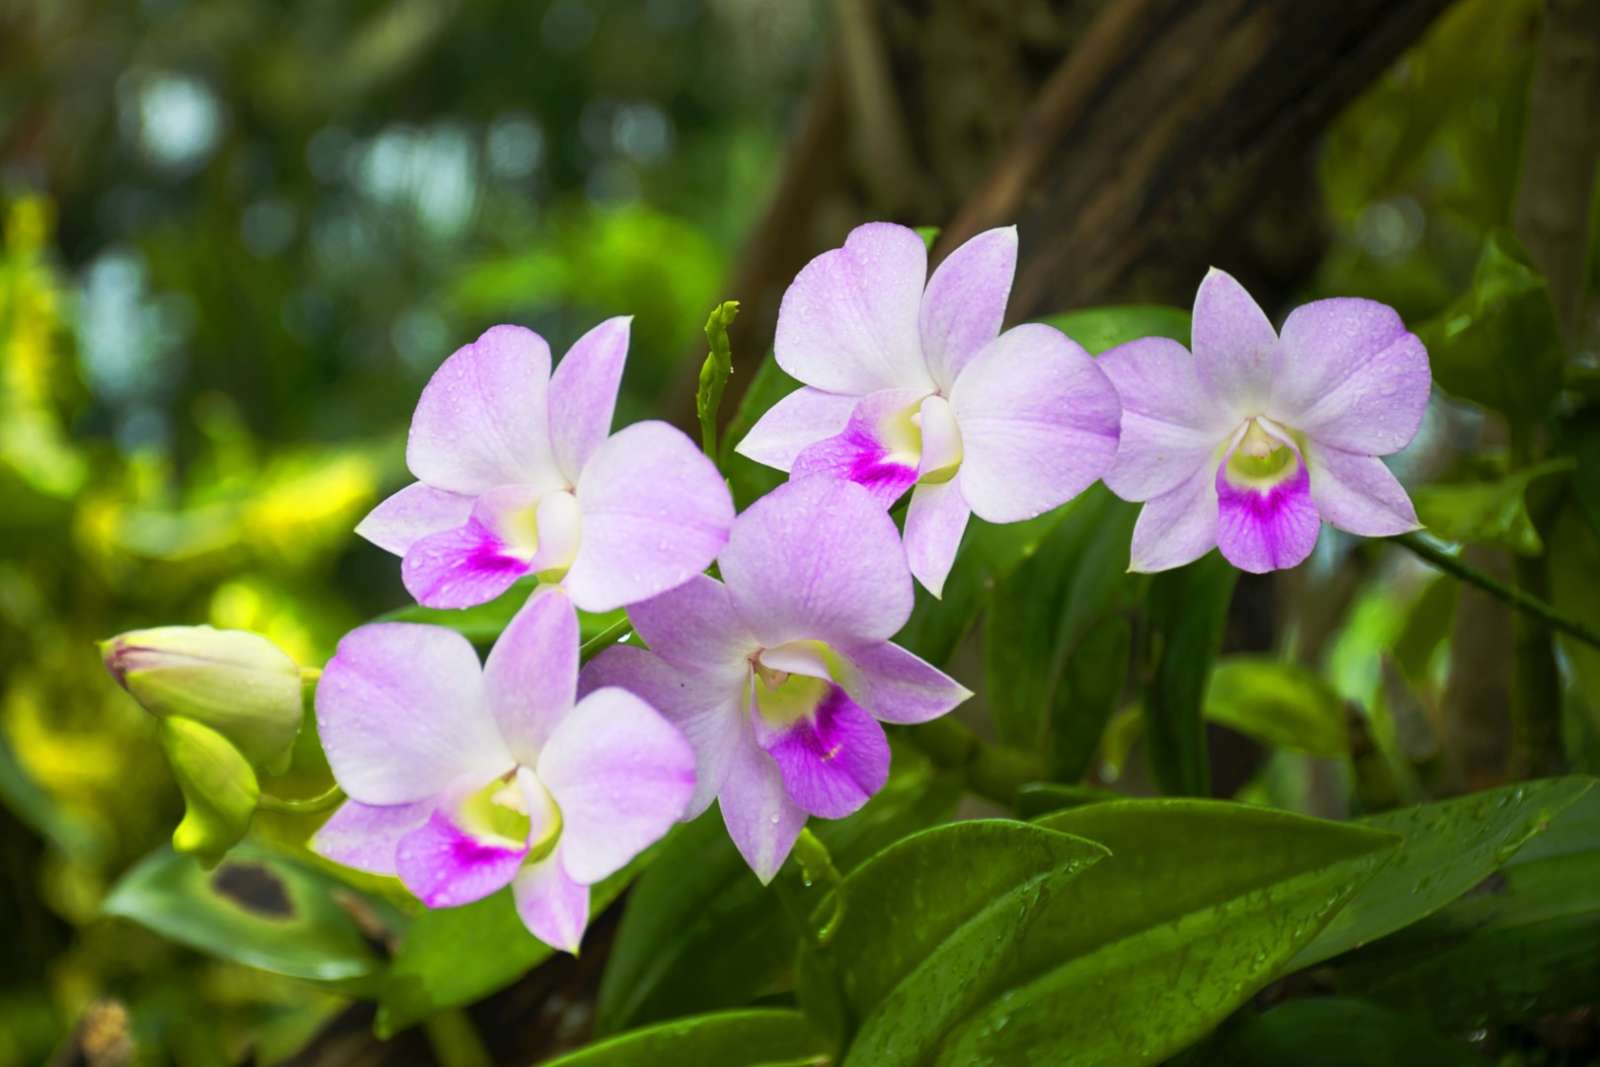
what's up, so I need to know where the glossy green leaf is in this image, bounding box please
[376,856,642,1036]
[1412,459,1572,555]
[542,1010,829,1067]
[595,751,958,1034]
[1204,656,1349,757]
[1143,554,1237,795]
[1196,997,1486,1066]
[1014,782,1123,818]
[382,580,625,647]
[1051,618,1133,781]
[1291,776,1594,968]
[841,799,1398,1067]
[797,820,1108,1049]
[103,842,398,986]
[1040,305,1190,356]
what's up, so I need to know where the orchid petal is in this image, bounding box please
[549,317,630,484]
[903,478,971,598]
[316,623,511,805]
[401,518,532,610]
[718,477,913,649]
[355,483,474,557]
[310,799,433,876]
[1128,463,1220,573]
[564,421,733,613]
[839,639,972,724]
[1098,336,1233,502]
[950,323,1121,523]
[774,222,934,395]
[734,386,857,472]
[406,325,560,495]
[791,389,925,508]
[1215,440,1320,573]
[395,803,528,909]
[483,586,579,764]
[1191,268,1279,414]
[719,729,806,884]
[513,849,590,953]
[1306,443,1420,536]
[755,683,889,820]
[623,573,755,676]
[920,226,1017,391]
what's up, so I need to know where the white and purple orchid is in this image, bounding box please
[735,222,1122,597]
[581,476,970,882]
[357,318,734,612]
[311,587,694,952]
[1099,269,1431,574]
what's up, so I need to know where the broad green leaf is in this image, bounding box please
[1051,618,1133,781]
[843,799,1398,1067]
[542,1010,829,1067]
[1040,305,1190,355]
[1014,782,1123,817]
[103,842,399,986]
[1411,459,1572,555]
[382,581,625,647]
[595,751,958,1034]
[1143,554,1237,795]
[718,353,799,510]
[1419,229,1565,424]
[1391,575,1458,690]
[376,856,643,1036]
[797,820,1108,1049]
[1291,776,1595,968]
[1194,997,1486,1066]
[1204,656,1349,757]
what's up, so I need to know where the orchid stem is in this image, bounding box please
[579,619,632,660]
[1394,532,1600,651]
[792,827,846,946]
[907,716,1045,808]
[257,784,344,816]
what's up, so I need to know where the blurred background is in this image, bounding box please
[0,0,1594,1063]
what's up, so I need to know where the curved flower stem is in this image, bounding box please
[579,619,633,660]
[792,827,846,946]
[907,716,1046,808]
[1394,531,1600,651]
[257,784,345,816]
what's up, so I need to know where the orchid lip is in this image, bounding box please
[1220,416,1303,491]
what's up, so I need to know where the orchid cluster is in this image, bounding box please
[105,221,1430,955]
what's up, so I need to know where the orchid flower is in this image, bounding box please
[357,318,734,612]
[311,586,694,952]
[735,222,1122,597]
[1099,269,1430,573]
[581,476,970,882]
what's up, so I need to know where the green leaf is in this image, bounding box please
[1040,305,1190,356]
[1014,782,1123,818]
[839,799,1397,1067]
[381,584,624,647]
[1143,554,1237,795]
[1196,997,1486,1066]
[718,353,799,510]
[1204,656,1349,757]
[103,842,398,986]
[1291,776,1595,968]
[1419,229,1565,424]
[542,1010,829,1067]
[1391,575,1459,690]
[595,750,957,1034]
[1051,618,1133,781]
[1412,459,1572,555]
[797,820,1108,1049]
[376,857,642,1036]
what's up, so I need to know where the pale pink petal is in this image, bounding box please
[1098,336,1233,502]
[580,645,745,818]
[406,325,560,495]
[950,323,1121,523]
[310,799,433,876]
[622,573,756,675]
[791,389,925,508]
[1215,457,1320,574]
[919,226,1017,391]
[1306,443,1420,536]
[355,483,474,557]
[1191,268,1279,415]
[774,222,934,395]
[548,317,630,484]
[903,478,971,598]
[1273,298,1431,456]
[839,639,972,724]
[564,421,734,614]
[483,586,578,764]
[755,685,888,820]
[734,387,858,472]
[316,623,511,805]
[1128,464,1220,573]
[513,849,590,953]
[719,729,806,884]
[718,477,913,649]
[538,687,697,884]
[395,803,527,908]
[401,519,532,610]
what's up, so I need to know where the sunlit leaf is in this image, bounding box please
[1205,656,1350,758]
[1412,459,1572,555]
[1040,305,1189,356]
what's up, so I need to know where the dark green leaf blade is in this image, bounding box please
[1143,554,1237,795]
[541,1009,829,1067]
[1198,997,1486,1066]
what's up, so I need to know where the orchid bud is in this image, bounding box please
[101,626,303,775]
[158,716,260,866]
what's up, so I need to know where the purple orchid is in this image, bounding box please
[581,476,970,882]
[1099,269,1431,574]
[311,586,695,952]
[735,222,1121,597]
[357,318,734,612]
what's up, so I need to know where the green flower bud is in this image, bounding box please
[101,626,303,775]
[158,717,260,867]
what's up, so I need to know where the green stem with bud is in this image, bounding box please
[792,826,846,946]
[256,784,345,816]
[697,300,740,459]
